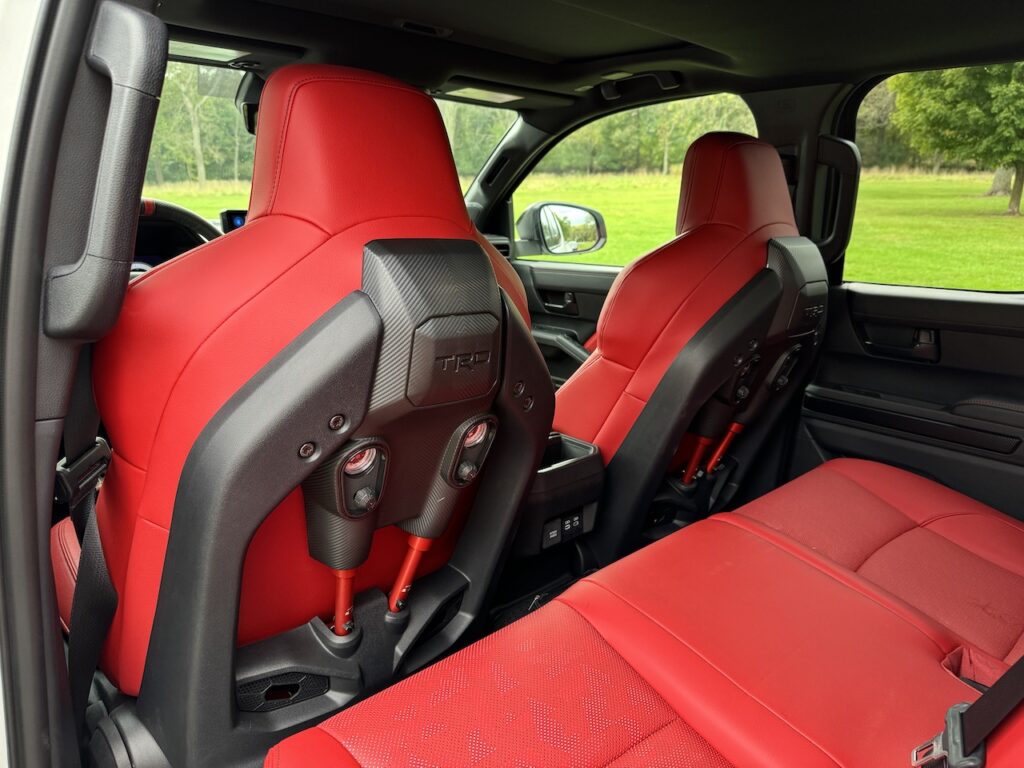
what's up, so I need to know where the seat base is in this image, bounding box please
[267,459,1024,766]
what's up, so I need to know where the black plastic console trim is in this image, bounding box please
[592,270,783,563]
[136,293,381,768]
[119,283,554,767]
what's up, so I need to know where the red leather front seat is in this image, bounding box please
[553,132,797,460]
[551,132,799,559]
[51,64,530,696]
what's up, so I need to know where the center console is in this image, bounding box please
[513,432,604,556]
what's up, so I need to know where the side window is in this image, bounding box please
[512,95,756,265]
[847,63,1024,291]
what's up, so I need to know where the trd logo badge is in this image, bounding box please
[436,350,491,373]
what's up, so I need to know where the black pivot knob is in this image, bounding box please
[456,461,479,484]
[352,486,378,513]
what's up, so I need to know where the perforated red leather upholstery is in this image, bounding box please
[732,458,1024,685]
[552,132,797,461]
[57,64,529,696]
[272,600,732,768]
[267,510,1024,767]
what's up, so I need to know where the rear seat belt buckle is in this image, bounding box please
[55,438,111,509]
[911,703,985,768]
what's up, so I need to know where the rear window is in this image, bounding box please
[846,63,1024,291]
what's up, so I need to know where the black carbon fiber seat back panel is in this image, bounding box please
[337,238,506,537]
[361,238,501,414]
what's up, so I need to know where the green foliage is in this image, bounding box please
[511,171,1024,291]
[146,65,754,187]
[855,82,919,167]
[890,64,1024,170]
[534,94,756,175]
[436,100,517,176]
[890,63,1024,212]
[146,63,254,187]
[149,171,1024,291]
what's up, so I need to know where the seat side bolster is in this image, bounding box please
[264,726,362,768]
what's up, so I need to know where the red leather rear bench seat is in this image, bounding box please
[730,458,1024,686]
[266,470,1024,766]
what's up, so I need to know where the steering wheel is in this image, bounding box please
[140,198,222,240]
[134,198,224,277]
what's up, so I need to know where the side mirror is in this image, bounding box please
[516,202,607,257]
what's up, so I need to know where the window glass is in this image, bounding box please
[144,62,254,220]
[513,94,756,265]
[846,63,1024,291]
[435,100,517,191]
[143,71,515,221]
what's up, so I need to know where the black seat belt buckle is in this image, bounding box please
[55,438,111,510]
[911,703,985,768]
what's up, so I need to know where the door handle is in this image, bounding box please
[541,291,579,316]
[867,328,940,363]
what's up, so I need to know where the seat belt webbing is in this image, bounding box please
[961,652,1024,754]
[912,651,1024,767]
[60,348,117,745]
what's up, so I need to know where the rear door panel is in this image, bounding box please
[794,282,1024,519]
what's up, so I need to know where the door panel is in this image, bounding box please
[512,260,620,386]
[794,283,1024,519]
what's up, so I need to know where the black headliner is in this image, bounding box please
[162,0,1024,106]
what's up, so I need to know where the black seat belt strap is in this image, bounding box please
[961,651,1024,754]
[67,503,117,743]
[58,347,117,744]
[55,347,110,538]
[911,652,1024,767]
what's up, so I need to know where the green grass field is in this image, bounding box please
[144,171,1024,291]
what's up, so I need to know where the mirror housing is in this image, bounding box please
[234,71,264,135]
[516,202,606,257]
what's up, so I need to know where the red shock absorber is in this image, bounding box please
[705,422,744,475]
[682,436,716,485]
[388,535,433,613]
[332,568,357,636]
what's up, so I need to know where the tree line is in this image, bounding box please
[858,62,1024,214]
[145,64,756,187]
[148,60,1024,213]
[145,63,255,187]
[438,93,757,177]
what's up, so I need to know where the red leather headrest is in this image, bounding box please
[675,132,796,236]
[248,64,471,235]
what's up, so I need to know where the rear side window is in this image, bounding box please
[512,95,756,266]
[846,63,1024,291]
